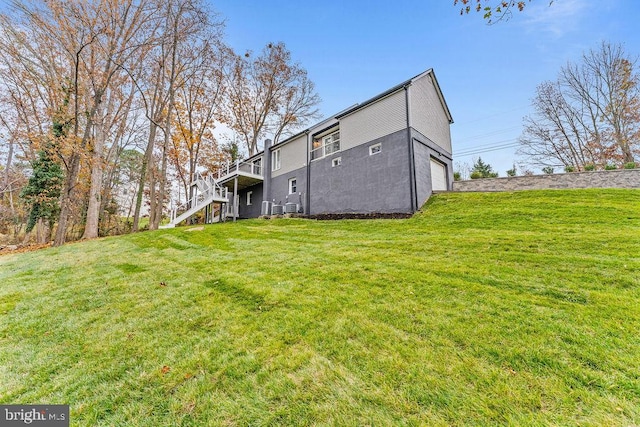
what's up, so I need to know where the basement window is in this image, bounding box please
[369,143,381,155]
[289,178,297,194]
[246,191,253,206]
[332,157,342,167]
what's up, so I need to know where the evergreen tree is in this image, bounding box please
[472,157,499,178]
[21,147,63,233]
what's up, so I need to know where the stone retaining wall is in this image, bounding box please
[452,169,640,192]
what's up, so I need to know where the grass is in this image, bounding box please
[1,189,639,426]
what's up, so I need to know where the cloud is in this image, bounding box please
[523,0,589,38]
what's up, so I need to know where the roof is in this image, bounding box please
[250,68,454,156]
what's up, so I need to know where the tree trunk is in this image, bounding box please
[151,12,179,230]
[54,152,81,246]
[36,218,50,244]
[1,137,13,201]
[133,121,157,232]
[82,110,106,239]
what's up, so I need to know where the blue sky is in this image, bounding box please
[211,0,640,175]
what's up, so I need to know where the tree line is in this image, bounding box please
[0,0,320,246]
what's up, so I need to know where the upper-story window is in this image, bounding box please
[252,158,262,175]
[311,130,340,160]
[271,149,281,171]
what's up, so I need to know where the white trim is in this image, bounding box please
[311,129,340,161]
[288,177,297,194]
[332,157,342,167]
[271,149,281,171]
[246,191,253,206]
[369,143,381,155]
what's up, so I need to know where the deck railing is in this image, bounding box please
[217,159,263,180]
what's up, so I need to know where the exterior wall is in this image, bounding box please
[271,134,307,178]
[413,141,432,208]
[411,128,454,208]
[340,90,407,151]
[409,73,452,154]
[309,129,412,214]
[452,169,640,192]
[270,165,307,211]
[237,183,263,218]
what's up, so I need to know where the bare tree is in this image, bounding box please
[227,42,321,155]
[519,42,640,169]
[80,0,160,240]
[147,0,217,231]
[170,38,229,203]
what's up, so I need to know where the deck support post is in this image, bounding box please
[233,176,238,222]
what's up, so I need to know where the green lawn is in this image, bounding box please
[1,189,639,426]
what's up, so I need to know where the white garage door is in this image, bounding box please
[430,159,447,191]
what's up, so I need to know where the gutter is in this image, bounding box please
[305,130,311,215]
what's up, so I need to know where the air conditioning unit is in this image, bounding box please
[261,201,271,216]
[285,202,298,214]
[271,204,284,215]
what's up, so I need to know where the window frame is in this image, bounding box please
[288,177,297,194]
[271,149,281,171]
[246,191,253,206]
[369,143,382,156]
[311,129,340,161]
[332,157,342,167]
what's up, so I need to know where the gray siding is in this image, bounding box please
[411,128,454,191]
[413,141,432,208]
[340,90,407,151]
[272,134,307,178]
[237,184,263,218]
[270,166,307,212]
[409,73,452,154]
[309,129,412,214]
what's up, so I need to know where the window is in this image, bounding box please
[246,191,253,206]
[288,178,297,194]
[311,130,340,160]
[332,157,341,167]
[369,143,381,155]
[252,158,262,175]
[271,149,281,171]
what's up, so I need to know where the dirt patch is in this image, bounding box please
[0,243,51,256]
[184,226,205,232]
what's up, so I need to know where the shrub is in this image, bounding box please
[564,166,575,173]
[604,163,617,170]
[624,162,637,169]
[584,164,595,171]
[542,166,554,174]
[453,171,461,181]
[470,171,483,179]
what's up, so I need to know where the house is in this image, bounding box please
[166,68,453,226]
